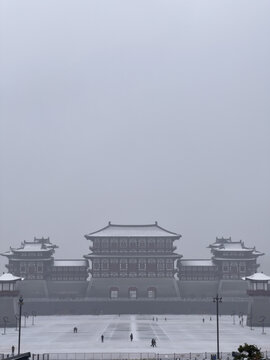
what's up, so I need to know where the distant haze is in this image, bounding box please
[0,1,269,273]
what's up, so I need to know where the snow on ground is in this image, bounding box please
[0,315,269,354]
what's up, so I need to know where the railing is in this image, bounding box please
[0,351,265,360]
[247,290,270,296]
[0,290,19,297]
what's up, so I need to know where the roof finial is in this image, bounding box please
[155,221,158,225]
[108,221,111,225]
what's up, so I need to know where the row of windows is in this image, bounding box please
[93,239,173,249]
[20,265,43,273]
[110,287,156,299]
[52,267,86,272]
[93,260,174,271]
[219,252,246,257]
[50,276,86,281]
[0,282,16,291]
[16,252,49,257]
[93,272,174,278]
[181,276,218,280]
[182,267,217,272]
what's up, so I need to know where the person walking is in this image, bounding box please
[130,333,133,342]
[101,334,104,343]
[11,346,15,355]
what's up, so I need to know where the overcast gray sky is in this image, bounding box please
[0,0,269,273]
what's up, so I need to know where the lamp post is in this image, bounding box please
[231,312,235,325]
[23,312,28,328]
[2,316,9,335]
[213,294,222,360]
[15,314,19,331]
[249,305,253,331]
[31,311,36,326]
[18,296,23,354]
[259,316,266,335]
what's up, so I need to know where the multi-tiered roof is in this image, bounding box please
[209,237,264,260]
[0,237,58,259]
[85,222,181,239]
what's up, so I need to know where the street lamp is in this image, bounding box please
[259,316,266,335]
[31,311,36,326]
[15,314,19,331]
[2,316,9,335]
[23,312,28,328]
[18,296,23,355]
[248,305,253,331]
[231,312,236,325]
[213,294,222,360]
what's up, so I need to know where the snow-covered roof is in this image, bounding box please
[85,222,181,238]
[244,273,270,281]
[180,259,215,267]
[14,243,51,252]
[53,259,88,267]
[0,273,22,282]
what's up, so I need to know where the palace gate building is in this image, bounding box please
[84,222,182,299]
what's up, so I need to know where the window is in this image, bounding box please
[120,260,128,270]
[166,260,173,270]
[20,264,26,273]
[139,239,146,250]
[239,262,246,272]
[120,240,127,249]
[101,259,109,270]
[101,239,109,250]
[222,262,229,272]
[148,240,155,250]
[110,287,119,299]
[166,239,171,249]
[157,259,165,270]
[130,240,137,251]
[129,287,137,299]
[139,260,146,270]
[157,240,164,250]
[111,240,118,251]
[147,287,156,298]
[93,261,100,270]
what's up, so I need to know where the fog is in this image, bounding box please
[0,0,269,273]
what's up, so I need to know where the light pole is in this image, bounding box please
[23,312,28,328]
[18,296,23,354]
[213,294,222,360]
[15,314,19,331]
[31,311,36,326]
[231,312,235,325]
[260,316,266,335]
[2,316,8,335]
[249,305,253,331]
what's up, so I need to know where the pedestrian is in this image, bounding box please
[151,338,155,347]
[101,334,104,343]
[11,346,15,355]
[210,317,212,321]
[130,333,133,341]
[153,339,157,347]
[202,318,205,323]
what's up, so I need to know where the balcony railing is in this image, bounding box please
[0,290,19,297]
[247,289,270,296]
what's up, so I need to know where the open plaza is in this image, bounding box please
[0,315,269,356]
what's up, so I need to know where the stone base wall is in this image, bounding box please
[0,297,18,327]
[247,297,270,327]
